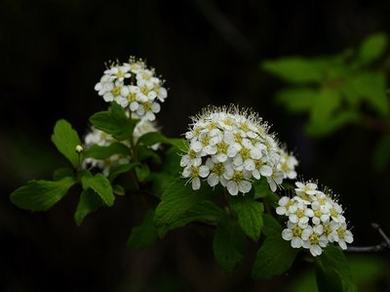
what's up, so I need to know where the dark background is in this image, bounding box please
[1,0,389,291]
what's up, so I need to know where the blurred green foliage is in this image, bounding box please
[263,33,390,137]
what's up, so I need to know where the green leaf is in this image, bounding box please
[10,177,76,211]
[307,88,343,136]
[154,178,211,235]
[53,167,74,181]
[213,218,246,272]
[74,189,104,225]
[137,146,162,164]
[81,172,114,206]
[262,214,282,237]
[128,210,159,249]
[84,142,130,160]
[263,57,327,83]
[230,197,264,241]
[276,88,316,113]
[108,162,139,181]
[253,179,275,199]
[136,164,151,182]
[252,234,298,279]
[89,103,138,141]
[51,119,81,167]
[158,200,224,235]
[358,33,387,65]
[137,132,167,147]
[316,246,356,292]
[137,132,188,151]
[347,72,388,116]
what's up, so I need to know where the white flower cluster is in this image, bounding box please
[83,120,159,175]
[94,57,167,121]
[180,106,298,195]
[277,182,353,256]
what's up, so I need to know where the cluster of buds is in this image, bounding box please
[94,57,167,121]
[180,106,298,195]
[277,182,353,256]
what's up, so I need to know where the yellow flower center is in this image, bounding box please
[143,102,152,111]
[111,86,122,96]
[309,233,320,245]
[337,228,346,238]
[292,225,302,237]
[296,209,305,218]
[232,171,244,182]
[240,148,251,160]
[217,142,228,154]
[213,163,225,176]
[191,166,199,177]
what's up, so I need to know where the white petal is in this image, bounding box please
[239,180,252,193]
[227,181,239,196]
[207,173,219,187]
[291,238,303,248]
[282,229,293,240]
[192,177,201,190]
[260,165,273,177]
[151,102,161,113]
[199,166,210,178]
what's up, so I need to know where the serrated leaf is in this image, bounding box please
[158,200,224,235]
[10,177,76,211]
[263,58,327,83]
[51,119,81,167]
[262,213,282,237]
[89,103,138,141]
[81,172,114,206]
[74,189,104,225]
[213,218,246,272]
[252,234,298,279]
[230,197,264,241]
[316,246,356,292]
[128,210,159,249]
[358,33,387,65]
[154,178,211,235]
[84,142,130,160]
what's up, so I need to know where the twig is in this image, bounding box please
[347,223,390,253]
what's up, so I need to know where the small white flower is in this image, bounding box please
[288,202,314,227]
[278,150,298,179]
[95,57,167,121]
[295,181,319,197]
[282,221,306,248]
[302,225,328,256]
[330,223,354,250]
[182,165,210,190]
